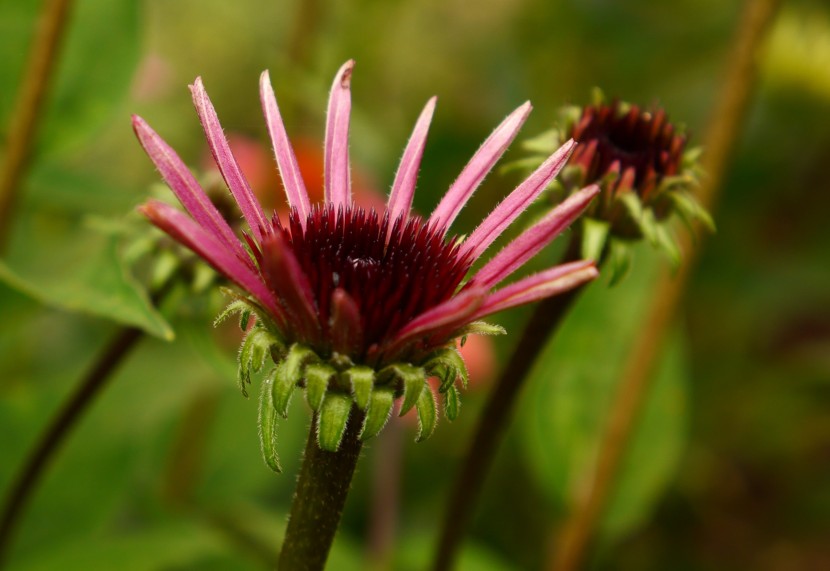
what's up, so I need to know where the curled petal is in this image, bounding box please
[471,261,598,321]
[429,102,532,231]
[324,60,354,207]
[139,200,282,319]
[191,77,269,240]
[464,139,576,261]
[387,97,437,223]
[260,71,312,222]
[471,185,600,289]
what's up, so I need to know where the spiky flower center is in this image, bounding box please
[266,204,472,357]
[571,102,686,198]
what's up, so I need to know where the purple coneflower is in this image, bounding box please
[133,61,598,461]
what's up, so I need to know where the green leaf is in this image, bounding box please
[0,232,173,339]
[444,384,461,422]
[317,393,353,452]
[519,249,688,544]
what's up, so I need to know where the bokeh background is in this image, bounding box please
[1,0,828,569]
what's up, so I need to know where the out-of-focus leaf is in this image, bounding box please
[13,520,231,571]
[395,531,516,571]
[0,229,173,340]
[519,251,688,543]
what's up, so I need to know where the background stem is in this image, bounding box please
[549,1,782,569]
[0,0,74,252]
[278,408,365,571]
[431,235,586,571]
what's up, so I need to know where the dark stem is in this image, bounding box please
[279,408,365,571]
[0,326,143,565]
[431,236,587,571]
[0,0,74,252]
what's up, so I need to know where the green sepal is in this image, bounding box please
[360,388,395,441]
[454,321,506,339]
[639,208,659,246]
[607,239,632,286]
[521,128,560,154]
[618,192,646,233]
[415,383,438,443]
[317,393,353,452]
[271,344,316,417]
[655,224,681,268]
[346,366,375,410]
[425,346,469,392]
[444,384,461,422]
[581,217,611,263]
[214,298,255,329]
[238,326,282,397]
[399,374,426,417]
[257,375,281,473]
[305,362,335,412]
[670,191,715,233]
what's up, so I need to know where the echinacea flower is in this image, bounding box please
[133,60,598,465]
[518,94,711,277]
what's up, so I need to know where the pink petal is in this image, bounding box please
[385,286,487,355]
[259,70,312,223]
[471,261,598,321]
[139,200,282,321]
[190,77,269,241]
[260,232,321,343]
[386,97,437,223]
[464,139,576,261]
[132,115,249,263]
[324,60,354,207]
[470,184,600,289]
[429,102,532,230]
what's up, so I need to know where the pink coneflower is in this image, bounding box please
[133,61,598,456]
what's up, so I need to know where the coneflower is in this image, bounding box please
[133,61,599,462]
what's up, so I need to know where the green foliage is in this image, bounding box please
[519,251,689,545]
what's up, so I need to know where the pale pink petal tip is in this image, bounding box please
[464,138,577,261]
[387,96,437,223]
[429,101,532,231]
[324,60,355,207]
[190,76,269,241]
[259,69,312,221]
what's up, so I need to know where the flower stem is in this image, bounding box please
[0,0,74,252]
[431,235,587,571]
[279,407,365,571]
[549,1,781,569]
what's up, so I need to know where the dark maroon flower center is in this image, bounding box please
[265,204,473,354]
[570,102,686,197]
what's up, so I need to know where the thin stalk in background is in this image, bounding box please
[0,0,74,252]
[431,234,587,571]
[278,408,365,571]
[549,0,783,569]
[0,278,176,567]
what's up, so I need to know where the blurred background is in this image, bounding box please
[1,0,828,569]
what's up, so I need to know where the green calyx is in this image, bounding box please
[218,297,495,471]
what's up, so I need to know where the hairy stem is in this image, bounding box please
[431,235,585,571]
[278,408,365,571]
[0,0,74,252]
[549,1,782,569]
